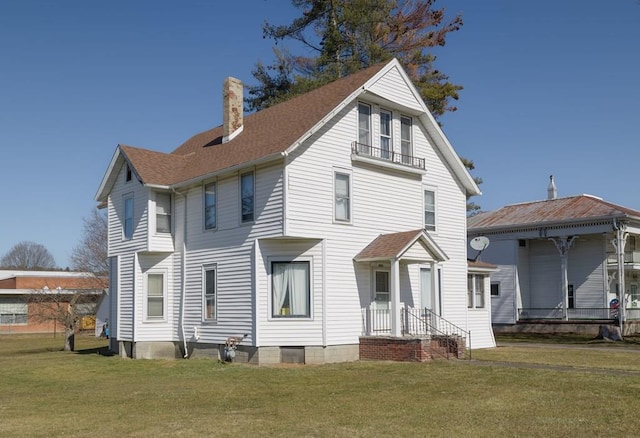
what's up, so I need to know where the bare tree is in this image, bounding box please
[70,208,108,276]
[1,241,57,270]
[26,277,106,351]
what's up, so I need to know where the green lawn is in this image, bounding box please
[2,334,640,437]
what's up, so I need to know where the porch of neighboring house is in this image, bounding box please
[506,239,640,336]
[359,305,469,362]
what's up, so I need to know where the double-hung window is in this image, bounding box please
[155,193,171,234]
[146,273,165,319]
[272,261,310,317]
[123,195,134,240]
[400,116,412,163]
[358,103,371,147]
[203,265,217,320]
[424,189,436,231]
[204,182,217,229]
[379,110,392,160]
[334,172,351,222]
[467,274,485,309]
[240,171,254,223]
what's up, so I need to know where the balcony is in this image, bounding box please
[607,250,640,265]
[351,142,425,171]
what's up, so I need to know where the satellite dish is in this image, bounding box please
[470,236,490,251]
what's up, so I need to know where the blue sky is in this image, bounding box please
[1,1,639,268]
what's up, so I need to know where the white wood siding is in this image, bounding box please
[367,65,423,112]
[528,240,561,308]
[175,163,285,346]
[285,78,485,345]
[490,265,517,324]
[568,236,606,307]
[117,253,135,341]
[107,162,148,256]
[257,239,324,346]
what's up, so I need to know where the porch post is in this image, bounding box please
[613,221,627,334]
[390,258,401,337]
[550,236,576,321]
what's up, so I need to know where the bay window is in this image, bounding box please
[156,192,171,233]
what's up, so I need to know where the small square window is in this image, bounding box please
[490,282,500,297]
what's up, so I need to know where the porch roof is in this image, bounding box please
[354,229,448,263]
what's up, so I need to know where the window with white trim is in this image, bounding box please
[0,297,27,325]
[204,182,217,230]
[380,109,392,159]
[146,273,165,319]
[203,265,217,320]
[424,189,436,231]
[467,274,485,309]
[155,192,172,234]
[400,115,412,162]
[334,171,351,222]
[123,194,134,240]
[358,103,371,146]
[272,261,310,317]
[240,171,254,223]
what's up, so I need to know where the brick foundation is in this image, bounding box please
[359,336,467,362]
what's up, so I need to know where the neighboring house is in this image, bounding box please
[95,58,495,363]
[0,270,106,334]
[468,177,640,333]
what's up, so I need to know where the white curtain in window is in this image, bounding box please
[272,263,287,315]
[272,262,308,316]
[289,263,308,315]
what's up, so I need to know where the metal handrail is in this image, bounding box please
[402,307,471,360]
[351,141,426,170]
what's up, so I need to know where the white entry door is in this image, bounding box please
[374,270,390,309]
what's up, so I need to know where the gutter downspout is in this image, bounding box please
[173,188,189,358]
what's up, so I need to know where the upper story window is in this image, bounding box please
[334,171,351,222]
[125,164,132,182]
[146,272,165,319]
[155,192,172,234]
[204,182,217,230]
[272,261,311,318]
[123,194,134,240]
[203,265,217,320]
[424,189,436,231]
[358,103,371,146]
[240,171,254,223]
[401,116,412,162]
[467,274,485,309]
[380,110,392,159]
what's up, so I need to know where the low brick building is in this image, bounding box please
[0,270,106,334]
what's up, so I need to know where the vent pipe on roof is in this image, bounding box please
[547,175,557,200]
[222,77,243,143]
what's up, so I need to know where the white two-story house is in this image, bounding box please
[95,58,495,363]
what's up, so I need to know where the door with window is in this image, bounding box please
[374,270,390,310]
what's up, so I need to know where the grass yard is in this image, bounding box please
[2,334,640,437]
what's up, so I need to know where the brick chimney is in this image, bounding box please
[222,77,243,143]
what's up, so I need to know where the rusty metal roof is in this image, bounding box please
[468,195,640,232]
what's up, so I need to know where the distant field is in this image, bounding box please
[2,333,640,437]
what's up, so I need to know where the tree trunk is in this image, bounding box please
[64,329,75,351]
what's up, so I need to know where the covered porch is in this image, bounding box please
[353,229,469,361]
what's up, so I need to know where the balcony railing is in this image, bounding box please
[351,141,425,170]
[606,250,640,264]
[518,307,619,320]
